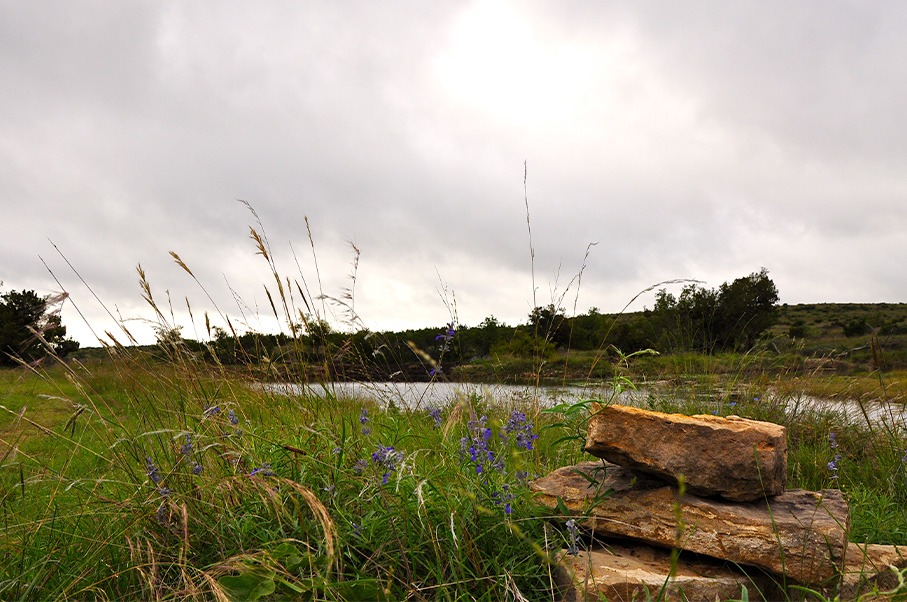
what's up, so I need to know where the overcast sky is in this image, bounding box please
[3,1,907,346]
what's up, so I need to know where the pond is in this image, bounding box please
[265,380,601,409]
[264,380,907,430]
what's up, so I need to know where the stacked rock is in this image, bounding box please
[531,405,904,602]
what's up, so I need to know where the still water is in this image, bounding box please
[266,381,605,409]
[265,381,907,429]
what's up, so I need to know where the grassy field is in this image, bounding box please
[6,216,907,599]
[0,356,576,600]
[2,347,906,600]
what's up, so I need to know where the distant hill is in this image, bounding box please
[774,302,907,339]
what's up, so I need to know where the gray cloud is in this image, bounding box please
[2,1,906,345]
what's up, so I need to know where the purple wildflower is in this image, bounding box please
[491,483,516,515]
[229,409,239,425]
[360,408,371,436]
[828,434,841,480]
[565,519,580,556]
[144,456,172,497]
[435,322,456,351]
[146,457,163,485]
[250,463,275,477]
[371,445,404,484]
[179,434,203,475]
[491,449,506,473]
[828,454,841,480]
[461,415,501,474]
[203,405,221,418]
[502,410,539,450]
[427,407,443,428]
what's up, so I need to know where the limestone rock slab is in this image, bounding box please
[837,543,907,600]
[585,405,787,501]
[532,461,848,586]
[556,541,776,602]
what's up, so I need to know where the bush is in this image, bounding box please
[843,317,872,337]
[788,318,809,339]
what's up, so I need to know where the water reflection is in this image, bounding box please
[266,381,605,409]
[264,380,906,431]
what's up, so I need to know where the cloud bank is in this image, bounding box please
[2,1,905,345]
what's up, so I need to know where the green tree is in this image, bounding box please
[715,268,780,349]
[646,269,779,353]
[528,304,569,347]
[473,315,503,356]
[304,317,333,345]
[0,289,79,366]
[647,286,720,351]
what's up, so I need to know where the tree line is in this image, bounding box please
[1,270,779,375]
[163,269,780,379]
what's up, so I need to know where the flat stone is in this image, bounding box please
[836,543,907,600]
[532,461,849,586]
[585,404,787,501]
[556,541,778,602]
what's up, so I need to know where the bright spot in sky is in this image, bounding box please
[432,0,596,126]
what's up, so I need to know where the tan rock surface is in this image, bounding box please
[556,541,777,602]
[837,543,907,600]
[532,461,849,586]
[584,404,787,501]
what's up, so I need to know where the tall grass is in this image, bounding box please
[2,206,907,600]
[2,352,585,599]
[1,206,584,600]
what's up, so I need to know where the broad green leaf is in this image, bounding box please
[218,573,276,602]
